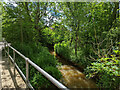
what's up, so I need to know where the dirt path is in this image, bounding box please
[0,42,26,89]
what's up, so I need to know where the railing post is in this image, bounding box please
[4,42,6,57]
[26,58,29,88]
[3,41,68,89]
[7,43,11,65]
[13,50,16,77]
[8,43,9,58]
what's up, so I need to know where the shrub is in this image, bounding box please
[70,48,91,67]
[44,66,62,80]
[10,42,61,89]
[30,66,62,89]
[31,47,57,68]
[30,48,62,88]
[84,49,120,88]
[54,41,71,60]
[54,41,91,67]
[31,72,50,89]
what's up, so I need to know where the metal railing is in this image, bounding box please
[3,41,68,90]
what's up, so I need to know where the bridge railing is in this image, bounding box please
[3,40,68,90]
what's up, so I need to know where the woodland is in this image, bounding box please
[1,2,120,89]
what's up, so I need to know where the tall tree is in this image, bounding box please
[61,2,88,57]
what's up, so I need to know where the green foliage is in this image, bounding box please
[41,24,69,46]
[31,66,61,88]
[42,27,55,45]
[29,46,62,88]
[9,42,61,88]
[31,47,57,68]
[54,41,91,67]
[44,66,62,80]
[31,72,50,88]
[2,2,119,89]
[0,3,2,41]
[54,41,71,60]
[70,48,91,67]
[85,49,120,88]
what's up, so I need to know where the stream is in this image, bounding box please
[50,51,97,88]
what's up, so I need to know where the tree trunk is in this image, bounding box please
[75,34,78,57]
[75,20,80,58]
[106,2,119,31]
[20,18,23,43]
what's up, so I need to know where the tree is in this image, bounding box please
[60,2,88,57]
[0,2,2,41]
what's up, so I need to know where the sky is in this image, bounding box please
[3,0,17,7]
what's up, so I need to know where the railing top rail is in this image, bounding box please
[8,45,27,60]
[5,42,68,89]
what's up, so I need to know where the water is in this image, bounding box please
[50,51,97,88]
[59,65,96,88]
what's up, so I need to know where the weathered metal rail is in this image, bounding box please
[3,40,68,90]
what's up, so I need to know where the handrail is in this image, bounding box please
[3,41,68,90]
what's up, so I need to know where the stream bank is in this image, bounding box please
[50,50,97,88]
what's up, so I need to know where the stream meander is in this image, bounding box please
[50,51,97,88]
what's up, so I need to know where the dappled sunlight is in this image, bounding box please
[2,2,119,89]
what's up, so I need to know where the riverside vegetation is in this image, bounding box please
[2,2,120,89]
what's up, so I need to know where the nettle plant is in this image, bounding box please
[85,48,120,88]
